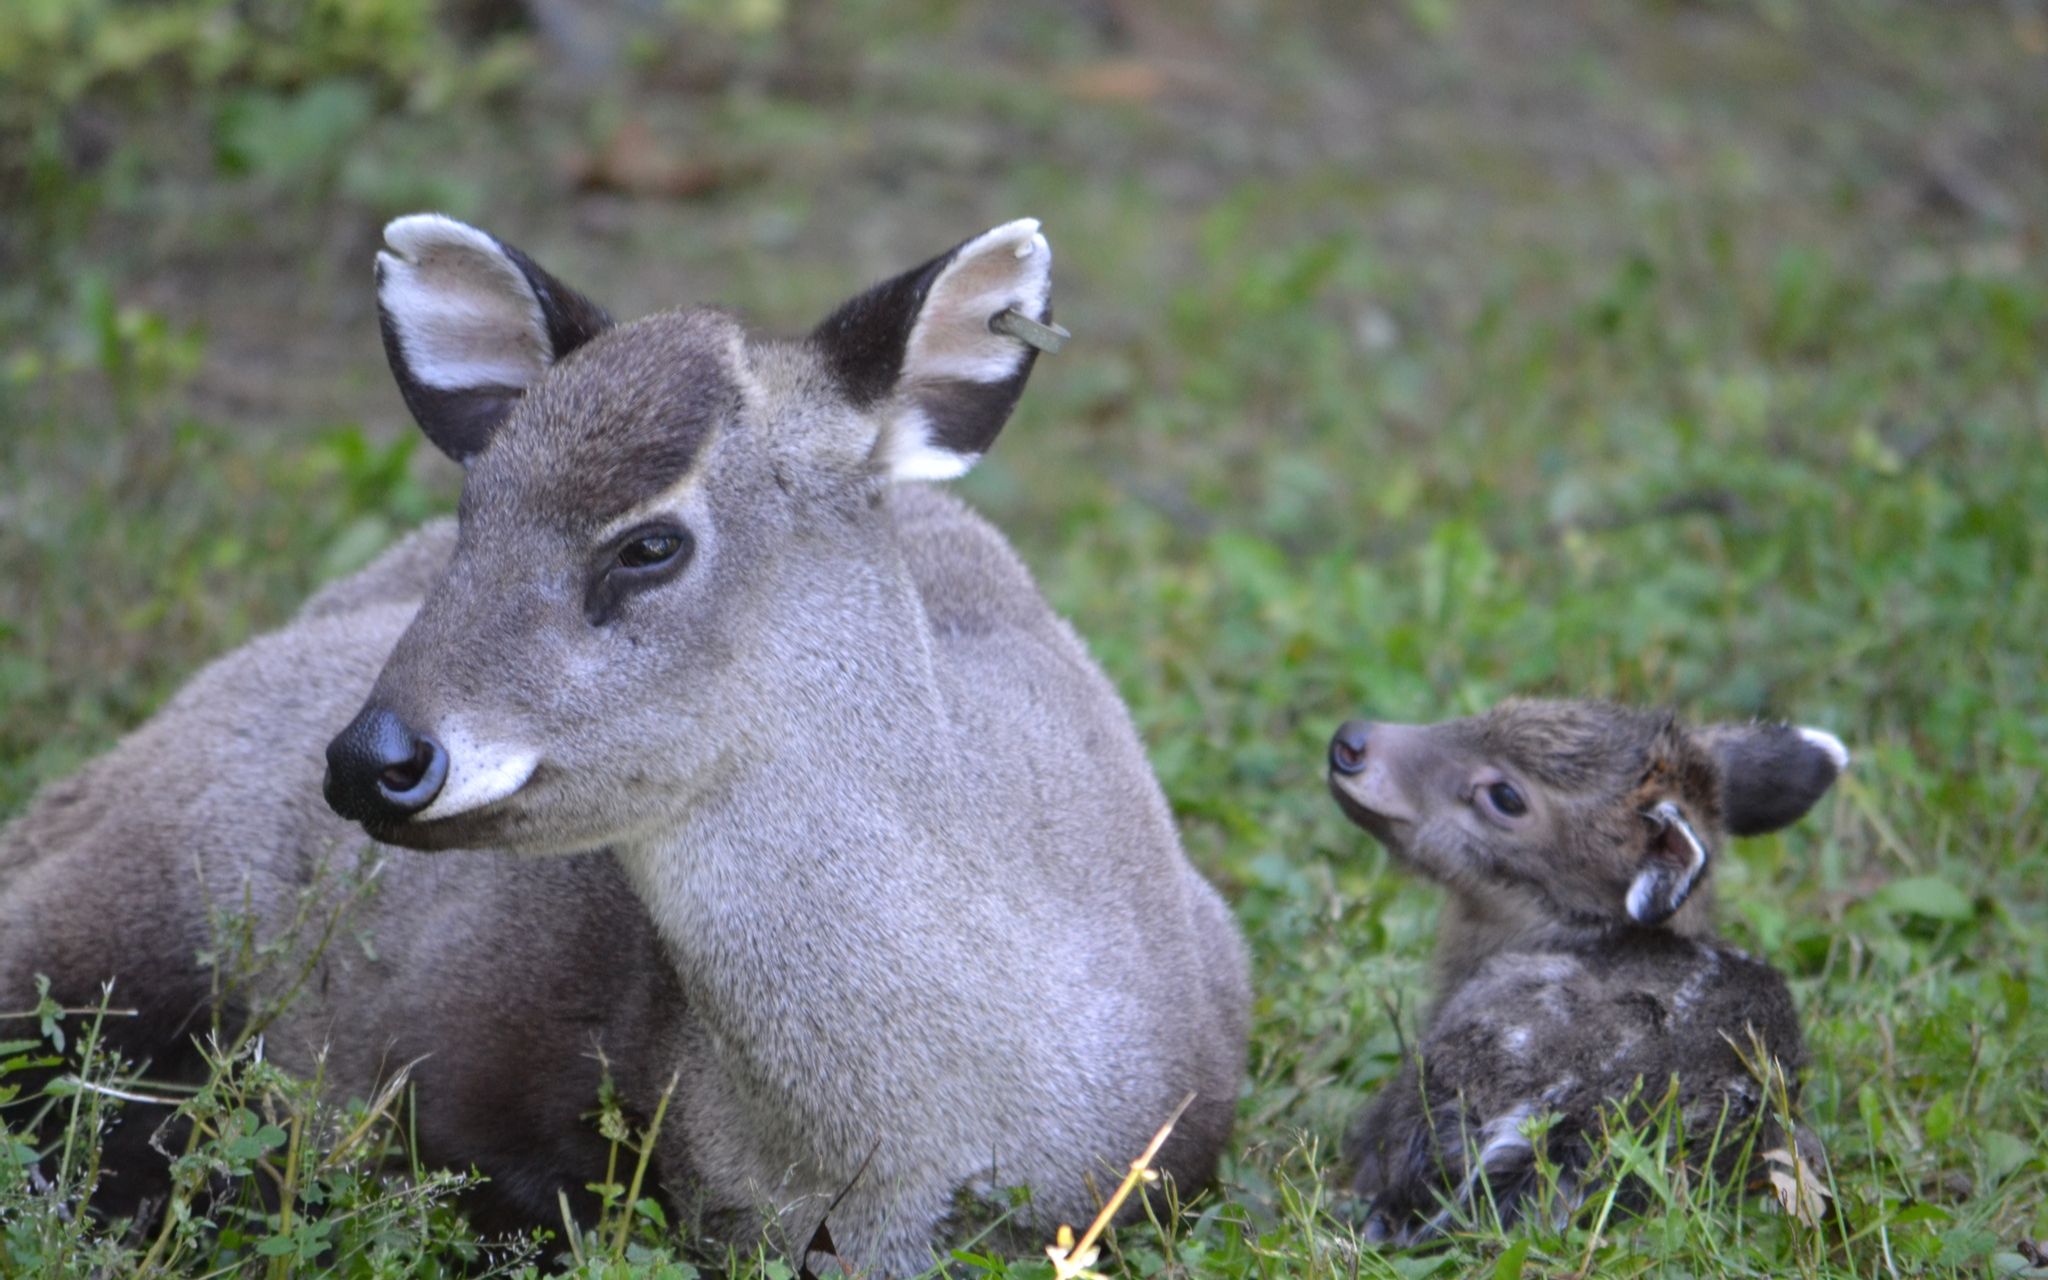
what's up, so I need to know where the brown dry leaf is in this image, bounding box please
[1057,59,1169,105]
[566,116,754,199]
[2016,12,2048,55]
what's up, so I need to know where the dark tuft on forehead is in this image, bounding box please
[471,310,745,530]
[1477,700,1681,791]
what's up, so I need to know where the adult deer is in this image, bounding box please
[0,215,1250,1273]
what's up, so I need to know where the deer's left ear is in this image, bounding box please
[1626,800,1712,926]
[810,218,1054,482]
[1699,722,1848,837]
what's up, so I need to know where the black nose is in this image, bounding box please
[1329,720,1373,775]
[324,707,448,824]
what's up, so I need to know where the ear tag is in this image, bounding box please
[989,308,1071,354]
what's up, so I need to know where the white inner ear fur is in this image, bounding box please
[379,214,552,393]
[876,218,1051,482]
[1797,726,1850,770]
[414,720,540,822]
[1627,800,1709,923]
[901,218,1052,386]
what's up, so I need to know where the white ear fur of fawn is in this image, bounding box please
[377,214,553,393]
[1798,727,1850,771]
[1626,800,1710,925]
[874,218,1053,482]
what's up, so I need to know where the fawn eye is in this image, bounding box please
[1482,780,1528,818]
[618,531,686,570]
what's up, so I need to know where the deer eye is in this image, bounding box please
[1481,780,1528,819]
[585,524,695,624]
[618,530,686,570]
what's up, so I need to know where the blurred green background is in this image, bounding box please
[2,1,2045,1276]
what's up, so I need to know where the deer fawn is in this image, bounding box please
[1327,699,1842,1243]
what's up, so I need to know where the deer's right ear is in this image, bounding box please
[809,218,1054,482]
[376,214,613,464]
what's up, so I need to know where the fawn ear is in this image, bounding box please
[376,214,613,463]
[810,218,1054,482]
[1700,722,1848,837]
[1626,800,1712,926]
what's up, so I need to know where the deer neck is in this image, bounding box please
[608,552,1030,1165]
[1434,884,1721,1001]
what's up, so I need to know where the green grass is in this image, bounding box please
[4,0,2046,1275]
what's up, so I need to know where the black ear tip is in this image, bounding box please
[1716,721,1847,837]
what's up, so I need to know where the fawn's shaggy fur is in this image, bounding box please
[1327,700,1842,1242]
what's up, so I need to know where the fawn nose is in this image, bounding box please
[1329,720,1373,775]
[324,707,449,823]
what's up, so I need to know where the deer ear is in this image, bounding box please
[1699,722,1848,837]
[376,214,613,463]
[810,218,1054,482]
[1626,801,1711,926]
